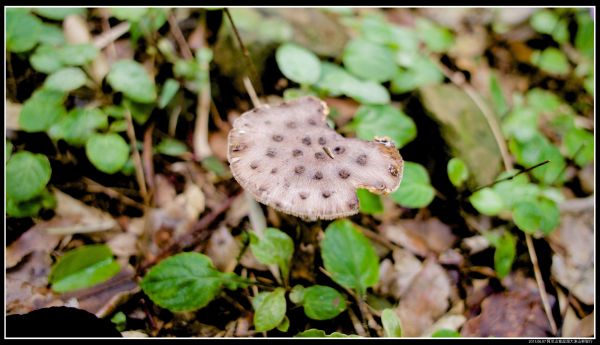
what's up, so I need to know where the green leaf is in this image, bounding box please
[256,18,294,43]
[343,39,397,82]
[469,188,505,216]
[201,156,229,177]
[531,48,570,76]
[575,11,594,58]
[494,231,516,279]
[158,78,180,109]
[253,288,287,332]
[525,88,563,114]
[350,104,416,148]
[250,228,294,282]
[299,285,346,320]
[321,220,379,296]
[34,7,86,20]
[283,88,316,101]
[141,252,244,312]
[509,134,566,185]
[30,45,64,73]
[7,9,43,53]
[111,8,148,22]
[49,244,120,293]
[390,55,444,94]
[530,10,569,44]
[314,62,390,104]
[343,79,391,105]
[489,73,508,117]
[357,189,384,214]
[447,157,469,188]
[501,106,538,141]
[381,308,402,337]
[390,162,435,208]
[295,329,327,337]
[7,194,42,218]
[563,127,594,167]
[44,67,87,92]
[19,88,67,132]
[123,99,154,125]
[275,43,321,85]
[85,133,130,174]
[416,18,454,53]
[48,108,109,146]
[58,44,99,66]
[295,329,354,337]
[155,138,188,157]
[109,119,128,132]
[276,316,290,332]
[107,60,157,103]
[537,197,560,235]
[513,200,543,234]
[6,151,52,202]
[432,329,460,337]
[111,311,127,332]
[6,140,13,161]
[38,23,66,46]
[289,285,305,304]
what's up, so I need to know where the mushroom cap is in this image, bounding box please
[228,96,403,221]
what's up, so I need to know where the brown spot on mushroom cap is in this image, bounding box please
[227,96,403,221]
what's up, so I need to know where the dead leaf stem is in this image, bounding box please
[124,109,150,205]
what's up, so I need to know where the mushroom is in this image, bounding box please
[227,96,403,221]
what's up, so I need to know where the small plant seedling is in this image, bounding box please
[227,96,403,221]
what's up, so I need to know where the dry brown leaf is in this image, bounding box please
[381,218,456,257]
[6,218,66,268]
[395,258,451,336]
[562,309,594,337]
[209,131,230,162]
[107,232,138,258]
[6,251,61,314]
[376,248,422,299]
[422,313,467,337]
[548,201,594,305]
[205,225,242,272]
[461,291,552,337]
[154,174,177,209]
[47,189,118,235]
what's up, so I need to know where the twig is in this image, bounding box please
[82,177,145,210]
[526,235,558,334]
[167,13,193,59]
[470,160,551,195]
[347,308,368,337]
[142,122,156,204]
[243,76,261,107]
[95,20,130,52]
[224,8,262,96]
[168,103,182,137]
[124,109,149,205]
[193,13,213,161]
[319,267,370,334]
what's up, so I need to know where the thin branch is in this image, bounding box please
[243,76,261,107]
[224,8,262,96]
[142,122,156,204]
[193,12,213,161]
[124,109,149,205]
[82,177,145,210]
[526,235,558,335]
[167,13,193,60]
[470,160,551,195]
